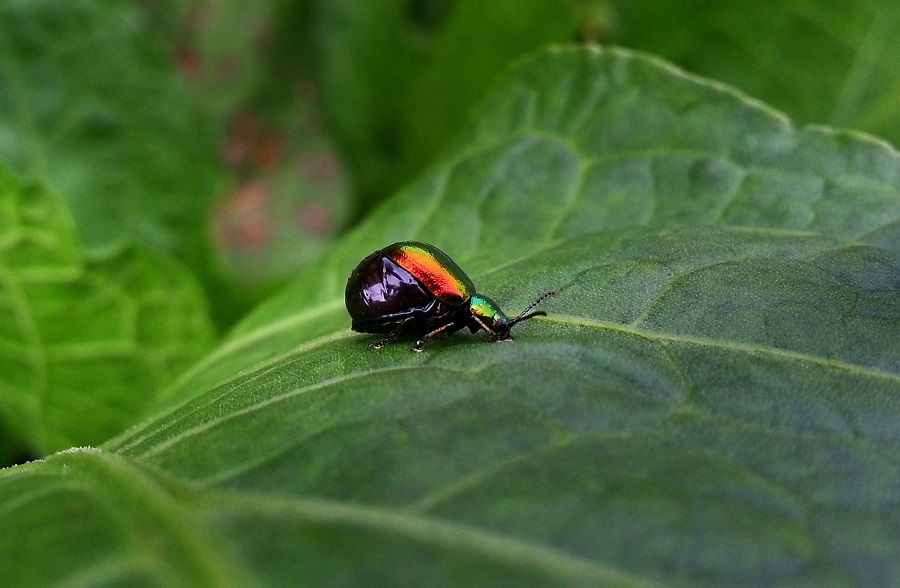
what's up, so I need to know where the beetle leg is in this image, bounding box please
[412,322,456,352]
[470,315,499,339]
[369,318,412,350]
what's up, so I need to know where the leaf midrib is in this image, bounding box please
[4,449,662,587]
[62,449,248,587]
[203,487,662,588]
[549,314,900,384]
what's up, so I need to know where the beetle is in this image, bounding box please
[345,241,554,352]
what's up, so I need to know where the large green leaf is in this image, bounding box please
[611,0,900,146]
[2,47,900,586]
[0,167,214,455]
[163,46,900,404]
[0,0,218,253]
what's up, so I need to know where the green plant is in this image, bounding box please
[1,2,898,586]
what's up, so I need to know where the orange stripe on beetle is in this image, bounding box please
[386,242,473,306]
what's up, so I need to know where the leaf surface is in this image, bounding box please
[2,47,900,587]
[165,47,900,403]
[612,1,900,146]
[0,167,214,454]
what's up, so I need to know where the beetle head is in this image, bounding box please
[470,291,555,341]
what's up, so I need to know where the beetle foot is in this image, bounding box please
[412,340,426,352]
[368,340,387,350]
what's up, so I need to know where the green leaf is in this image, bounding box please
[611,1,900,146]
[166,46,900,403]
[0,0,218,253]
[0,166,214,455]
[2,47,900,586]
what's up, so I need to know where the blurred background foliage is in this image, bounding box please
[4,0,899,328]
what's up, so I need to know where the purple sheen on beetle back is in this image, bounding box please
[345,251,455,333]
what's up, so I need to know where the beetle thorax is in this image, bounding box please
[469,294,510,336]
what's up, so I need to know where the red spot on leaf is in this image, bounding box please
[297,203,331,235]
[223,112,257,168]
[214,181,274,251]
[296,153,342,185]
[177,49,201,83]
[254,135,282,169]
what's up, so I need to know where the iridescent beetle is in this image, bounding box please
[345,241,554,352]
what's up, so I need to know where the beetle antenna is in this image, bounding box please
[509,290,556,326]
